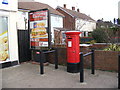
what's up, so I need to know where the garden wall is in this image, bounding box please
[48,45,120,71]
[94,50,120,71]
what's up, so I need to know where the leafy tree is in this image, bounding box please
[92,26,120,43]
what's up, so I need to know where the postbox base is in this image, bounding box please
[67,63,80,73]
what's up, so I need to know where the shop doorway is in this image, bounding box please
[18,30,31,63]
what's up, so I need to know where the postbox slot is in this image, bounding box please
[68,38,72,39]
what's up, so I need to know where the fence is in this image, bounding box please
[37,49,58,74]
[80,50,95,83]
[17,30,31,63]
[80,37,94,44]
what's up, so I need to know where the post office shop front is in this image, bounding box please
[0,0,19,68]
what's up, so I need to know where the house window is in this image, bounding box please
[55,16,60,22]
[62,32,66,39]
[84,32,86,37]
[61,31,66,44]
[88,32,92,37]
[81,32,87,37]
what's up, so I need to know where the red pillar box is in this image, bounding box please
[65,31,81,73]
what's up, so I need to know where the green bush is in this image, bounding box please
[92,29,108,43]
[104,44,120,51]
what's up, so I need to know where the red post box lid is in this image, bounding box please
[65,31,81,35]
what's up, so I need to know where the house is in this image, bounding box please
[18,0,64,43]
[96,19,114,29]
[56,4,96,37]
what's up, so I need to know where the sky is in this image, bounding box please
[35,0,120,22]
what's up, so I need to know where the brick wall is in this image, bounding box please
[94,51,120,71]
[48,47,67,65]
[92,44,108,50]
[47,45,120,71]
[91,43,120,50]
[81,46,120,71]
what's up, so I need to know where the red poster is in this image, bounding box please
[29,10,47,21]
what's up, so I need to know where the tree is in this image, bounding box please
[92,26,120,43]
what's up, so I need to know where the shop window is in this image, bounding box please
[0,16,9,63]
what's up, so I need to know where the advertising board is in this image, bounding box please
[29,9,50,49]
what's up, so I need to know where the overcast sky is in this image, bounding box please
[35,0,120,22]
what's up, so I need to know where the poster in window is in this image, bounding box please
[29,9,49,49]
[0,16,9,63]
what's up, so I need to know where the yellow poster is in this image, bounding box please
[0,16,9,63]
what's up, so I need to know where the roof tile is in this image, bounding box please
[57,6,95,21]
[18,2,64,17]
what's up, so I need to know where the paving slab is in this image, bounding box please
[1,62,118,88]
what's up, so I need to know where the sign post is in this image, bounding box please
[28,9,58,74]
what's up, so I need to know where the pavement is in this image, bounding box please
[1,62,118,88]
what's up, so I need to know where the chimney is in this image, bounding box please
[72,7,75,10]
[77,8,80,12]
[63,4,66,8]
